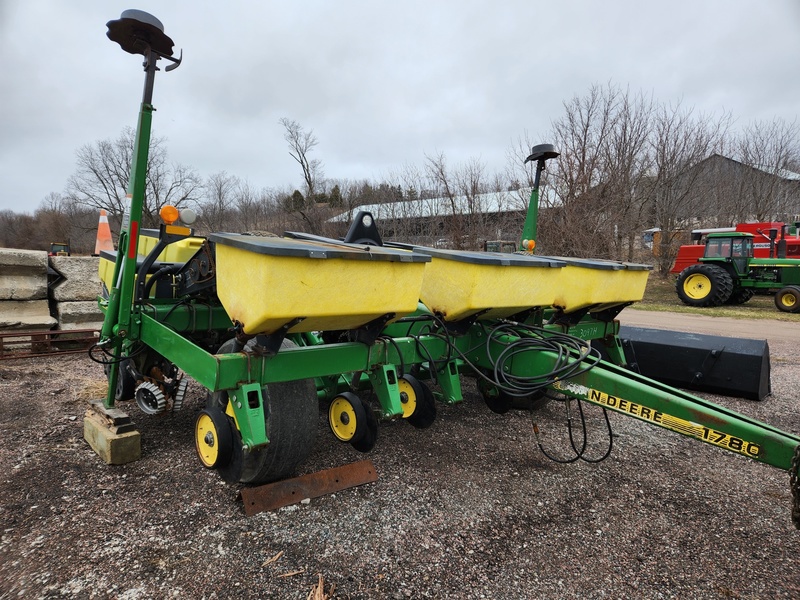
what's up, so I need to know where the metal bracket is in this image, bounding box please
[368,364,402,418]
[228,382,268,450]
[252,317,306,356]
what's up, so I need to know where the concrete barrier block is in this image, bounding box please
[0,248,48,300]
[0,300,57,330]
[56,301,104,330]
[50,256,102,302]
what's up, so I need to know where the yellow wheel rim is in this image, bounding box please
[398,378,418,418]
[781,294,797,309]
[329,396,358,441]
[195,413,220,467]
[683,273,711,300]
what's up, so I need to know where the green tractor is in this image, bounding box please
[676,231,800,312]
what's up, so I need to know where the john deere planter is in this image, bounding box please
[89,10,800,528]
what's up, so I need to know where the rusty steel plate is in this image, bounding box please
[240,459,378,516]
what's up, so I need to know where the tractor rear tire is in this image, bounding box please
[774,286,800,313]
[726,287,755,305]
[208,338,318,485]
[676,264,734,307]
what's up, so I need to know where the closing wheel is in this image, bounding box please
[207,338,318,485]
[135,381,167,415]
[775,286,800,313]
[406,376,436,429]
[195,407,233,469]
[675,264,733,307]
[398,374,436,428]
[351,398,379,453]
[478,378,512,414]
[329,392,367,443]
[398,376,420,419]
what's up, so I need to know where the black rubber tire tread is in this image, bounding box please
[675,264,734,307]
[725,287,755,305]
[105,359,137,402]
[407,379,437,428]
[774,286,800,313]
[478,376,512,414]
[351,398,379,453]
[510,389,550,412]
[208,338,317,485]
[483,389,512,414]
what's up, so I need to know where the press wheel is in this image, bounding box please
[329,392,368,443]
[405,375,436,429]
[195,407,233,469]
[351,398,379,453]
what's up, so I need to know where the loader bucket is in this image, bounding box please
[616,326,771,401]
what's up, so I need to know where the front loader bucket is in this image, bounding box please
[616,326,771,401]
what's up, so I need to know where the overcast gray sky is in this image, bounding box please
[1,0,798,214]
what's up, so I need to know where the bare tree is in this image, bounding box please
[647,103,731,272]
[734,119,800,221]
[65,127,200,230]
[540,83,619,258]
[601,89,654,260]
[280,118,324,201]
[194,171,238,234]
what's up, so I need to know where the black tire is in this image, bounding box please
[208,338,318,485]
[511,389,550,411]
[406,378,437,429]
[478,378,512,414]
[675,264,734,307]
[104,359,137,402]
[774,286,800,313]
[725,287,755,305]
[351,400,379,453]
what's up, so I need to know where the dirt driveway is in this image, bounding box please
[1,309,799,599]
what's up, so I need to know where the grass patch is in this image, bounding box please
[634,272,796,321]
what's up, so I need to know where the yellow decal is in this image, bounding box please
[587,389,761,458]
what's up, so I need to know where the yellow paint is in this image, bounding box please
[214,242,427,335]
[418,256,649,321]
[98,233,205,295]
[552,264,649,312]
[137,234,204,263]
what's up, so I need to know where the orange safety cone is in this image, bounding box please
[94,209,114,255]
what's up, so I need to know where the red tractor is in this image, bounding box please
[670,221,800,274]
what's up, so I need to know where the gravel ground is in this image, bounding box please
[1,312,799,599]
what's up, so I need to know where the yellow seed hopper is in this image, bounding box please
[98,229,206,296]
[406,247,651,322]
[209,233,430,335]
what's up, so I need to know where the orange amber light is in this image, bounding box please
[160,205,180,225]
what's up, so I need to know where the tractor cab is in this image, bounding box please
[49,242,71,257]
[701,232,753,277]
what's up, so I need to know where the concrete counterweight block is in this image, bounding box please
[0,299,58,330]
[0,248,48,300]
[49,256,102,302]
[56,300,104,330]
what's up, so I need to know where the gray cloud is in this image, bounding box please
[1,0,798,213]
